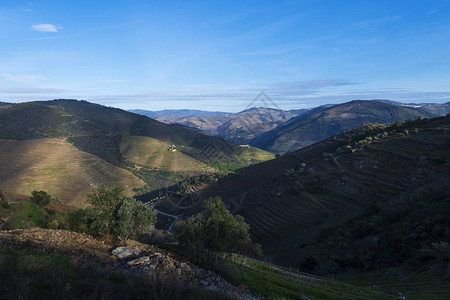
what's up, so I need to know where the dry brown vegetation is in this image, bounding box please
[0,138,145,207]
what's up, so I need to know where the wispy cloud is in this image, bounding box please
[0,74,49,83]
[31,24,63,32]
[351,15,402,28]
[427,10,439,15]
[102,79,131,83]
[0,87,67,94]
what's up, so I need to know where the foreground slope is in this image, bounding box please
[0,228,394,299]
[252,100,437,153]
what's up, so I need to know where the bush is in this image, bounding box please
[67,209,87,232]
[0,191,9,209]
[84,186,157,240]
[47,219,59,229]
[30,190,51,207]
[173,197,261,264]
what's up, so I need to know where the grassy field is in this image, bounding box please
[0,138,145,207]
[343,269,450,300]
[223,255,395,299]
[0,200,67,230]
[120,135,213,172]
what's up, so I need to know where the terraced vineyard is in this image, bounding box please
[0,138,145,207]
[120,135,213,172]
[165,116,450,292]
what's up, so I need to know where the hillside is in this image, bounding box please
[120,135,213,172]
[0,100,275,205]
[0,138,144,207]
[162,107,300,144]
[0,100,240,166]
[251,100,437,153]
[157,115,450,284]
[0,228,395,299]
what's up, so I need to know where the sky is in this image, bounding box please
[0,0,449,112]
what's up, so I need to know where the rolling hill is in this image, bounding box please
[0,100,273,206]
[251,100,437,153]
[129,108,230,119]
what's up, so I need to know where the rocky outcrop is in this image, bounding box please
[0,228,254,299]
[111,246,254,299]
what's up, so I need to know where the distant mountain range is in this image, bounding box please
[152,107,308,144]
[145,100,449,153]
[251,100,442,153]
[129,109,230,119]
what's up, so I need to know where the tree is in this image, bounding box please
[67,208,87,232]
[0,190,9,209]
[31,190,51,207]
[85,186,157,240]
[173,197,261,262]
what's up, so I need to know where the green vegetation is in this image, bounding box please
[221,255,394,299]
[0,248,197,300]
[0,198,66,230]
[31,190,51,207]
[173,197,261,265]
[80,186,157,240]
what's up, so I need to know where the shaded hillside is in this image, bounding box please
[418,102,450,116]
[0,100,239,166]
[252,100,437,153]
[162,107,300,144]
[159,115,450,279]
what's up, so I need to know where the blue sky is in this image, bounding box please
[0,0,449,112]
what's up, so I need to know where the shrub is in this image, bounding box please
[84,186,157,240]
[30,190,51,207]
[0,191,9,209]
[47,220,59,229]
[173,197,261,264]
[67,209,87,232]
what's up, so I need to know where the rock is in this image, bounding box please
[199,279,210,286]
[111,246,141,259]
[127,256,150,266]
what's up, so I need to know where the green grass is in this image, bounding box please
[343,269,450,300]
[223,256,395,299]
[0,200,67,230]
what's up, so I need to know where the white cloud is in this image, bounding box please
[0,74,49,83]
[31,24,63,32]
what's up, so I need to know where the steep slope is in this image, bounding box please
[184,115,450,278]
[252,100,437,153]
[0,138,144,207]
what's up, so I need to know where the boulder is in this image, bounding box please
[111,246,141,259]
